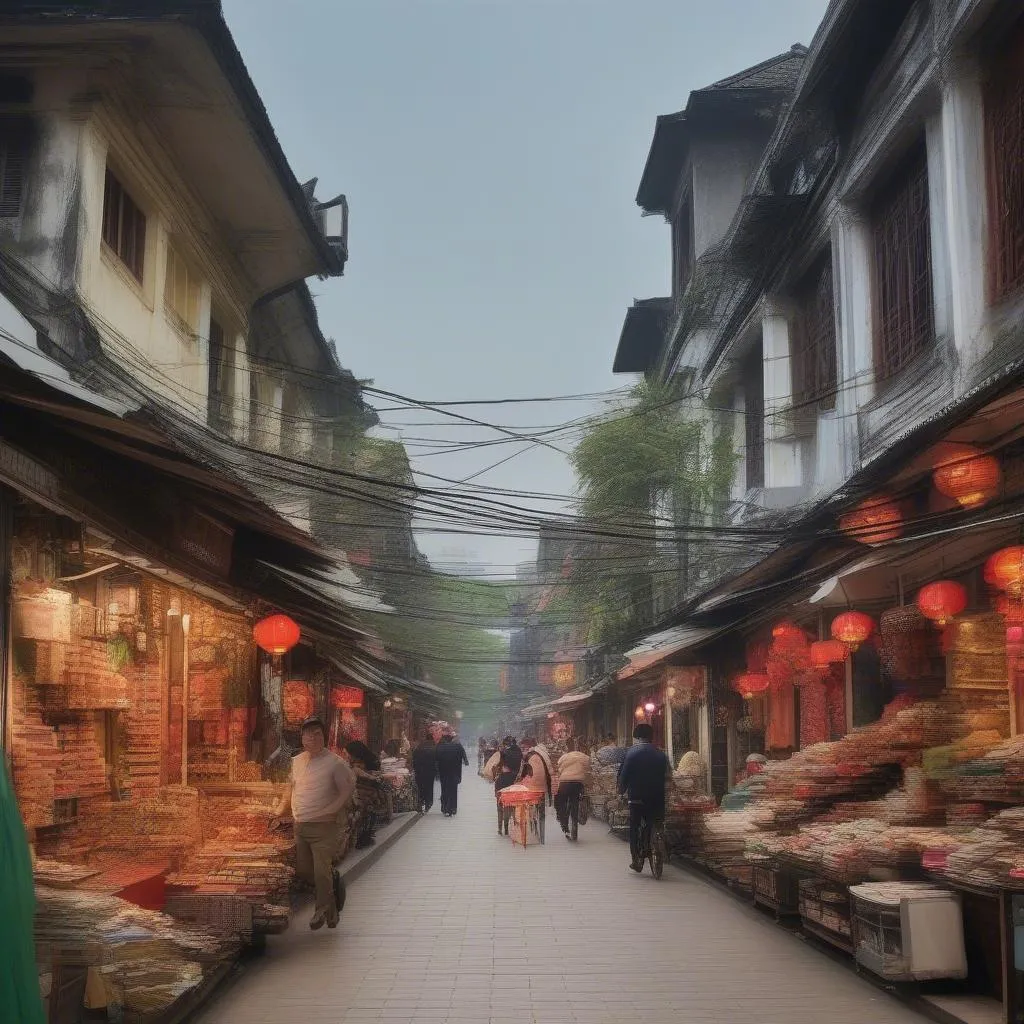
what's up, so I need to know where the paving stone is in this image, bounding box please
[195,778,930,1024]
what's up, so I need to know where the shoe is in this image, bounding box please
[629,861,643,873]
[310,913,327,930]
[333,870,346,914]
[327,914,340,929]
[563,829,571,839]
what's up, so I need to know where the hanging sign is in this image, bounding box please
[552,663,576,689]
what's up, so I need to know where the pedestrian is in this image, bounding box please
[477,736,488,771]
[494,736,522,836]
[519,736,554,843]
[436,731,470,816]
[271,716,355,930]
[555,738,591,838]
[412,731,438,813]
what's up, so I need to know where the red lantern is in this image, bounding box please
[734,673,770,700]
[831,611,875,651]
[932,443,1001,509]
[253,614,301,655]
[839,495,903,546]
[916,580,967,626]
[986,547,1024,597]
[330,685,364,710]
[282,680,315,725]
[772,622,806,643]
[810,640,848,669]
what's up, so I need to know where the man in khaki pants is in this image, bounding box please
[272,716,356,930]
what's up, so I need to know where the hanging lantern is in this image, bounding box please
[986,547,1024,597]
[932,443,1001,509]
[282,680,315,725]
[330,685,364,710]
[734,673,770,700]
[810,640,848,669]
[916,580,968,627]
[839,495,904,546]
[253,614,301,655]
[831,611,875,651]
[772,622,806,644]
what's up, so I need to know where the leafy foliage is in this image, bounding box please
[567,377,736,645]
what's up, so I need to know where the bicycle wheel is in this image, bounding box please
[650,828,665,880]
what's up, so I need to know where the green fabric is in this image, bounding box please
[0,759,45,1024]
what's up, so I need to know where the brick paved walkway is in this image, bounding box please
[195,779,930,1024]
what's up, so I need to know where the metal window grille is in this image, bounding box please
[745,344,765,491]
[986,21,1024,301]
[673,200,694,300]
[102,168,146,280]
[792,256,838,411]
[871,146,934,380]
[0,117,29,219]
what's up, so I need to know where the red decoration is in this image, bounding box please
[772,622,806,644]
[839,495,903,545]
[916,580,968,627]
[986,547,1024,596]
[733,673,770,700]
[745,639,771,674]
[831,611,875,651]
[810,640,848,669]
[282,680,314,725]
[996,595,1024,625]
[330,685,364,710]
[932,443,1001,509]
[253,614,301,655]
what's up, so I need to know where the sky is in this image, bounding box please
[224,0,830,576]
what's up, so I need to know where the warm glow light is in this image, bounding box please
[666,685,677,699]
[810,640,848,668]
[916,580,968,627]
[733,673,770,700]
[644,702,656,713]
[772,622,806,643]
[933,443,1001,509]
[986,547,1024,597]
[838,495,904,546]
[634,705,645,720]
[831,611,875,652]
[253,614,301,655]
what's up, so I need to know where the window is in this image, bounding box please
[791,256,838,411]
[164,244,201,334]
[985,19,1024,301]
[101,168,146,280]
[672,199,695,299]
[207,317,234,432]
[871,144,934,380]
[744,343,765,490]
[0,117,30,219]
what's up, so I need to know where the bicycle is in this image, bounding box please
[559,787,589,842]
[634,809,666,879]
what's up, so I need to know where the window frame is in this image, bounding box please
[0,116,31,220]
[791,255,838,412]
[744,342,765,491]
[984,16,1024,303]
[870,142,935,382]
[163,242,202,338]
[101,167,146,282]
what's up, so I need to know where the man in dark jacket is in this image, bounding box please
[617,723,671,872]
[435,732,470,816]
[412,735,438,813]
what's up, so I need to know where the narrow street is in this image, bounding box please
[196,780,930,1024]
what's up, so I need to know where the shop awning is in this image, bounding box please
[617,624,720,681]
[548,688,594,711]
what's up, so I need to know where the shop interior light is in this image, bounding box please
[666,685,677,699]
[644,701,656,713]
[634,705,645,720]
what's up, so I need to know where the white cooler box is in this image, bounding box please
[850,882,968,982]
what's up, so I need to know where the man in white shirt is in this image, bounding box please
[271,716,356,930]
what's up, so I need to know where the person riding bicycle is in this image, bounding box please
[617,723,671,873]
[554,738,591,839]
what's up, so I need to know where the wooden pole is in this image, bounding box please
[181,614,191,786]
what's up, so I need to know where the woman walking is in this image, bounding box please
[494,736,522,835]
[412,732,438,813]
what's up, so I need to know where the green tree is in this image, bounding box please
[567,377,735,645]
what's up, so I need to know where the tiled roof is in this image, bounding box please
[705,44,807,92]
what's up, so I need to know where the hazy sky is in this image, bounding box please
[224,0,829,575]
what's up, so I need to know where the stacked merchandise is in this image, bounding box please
[935,808,1024,890]
[54,720,109,800]
[380,756,417,813]
[665,752,715,854]
[11,705,60,827]
[34,885,238,1019]
[930,732,1024,805]
[588,763,620,823]
[65,640,130,710]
